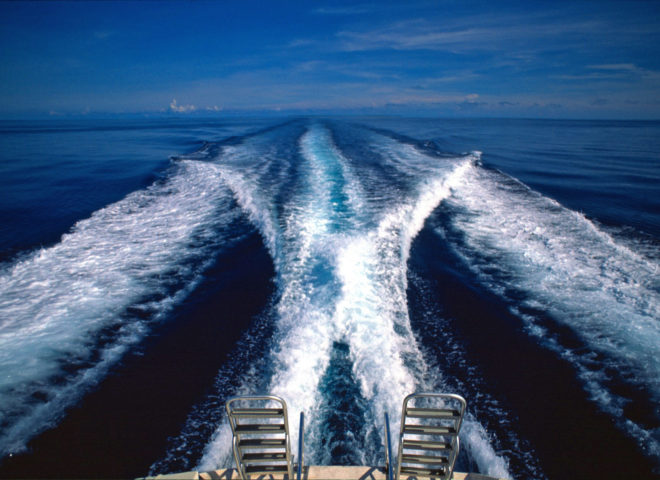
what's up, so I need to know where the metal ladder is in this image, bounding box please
[389,393,466,480]
[226,395,303,480]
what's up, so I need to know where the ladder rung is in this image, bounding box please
[400,466,447,477]
[404,425,455,435]
[235,424,286,434]
[406,408,460,419]
[231,408,284,417]
[401,453,449,465]
[245,465,289,474]
[402,439,452,451]
[242,452,287,463]
[238,438,287,448]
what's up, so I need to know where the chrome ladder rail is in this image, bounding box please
[226,395,295,480]
[384,412,394,480]
[394,393,466,480]
[297,411,304,480]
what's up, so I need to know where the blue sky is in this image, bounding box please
[1,0,659,119]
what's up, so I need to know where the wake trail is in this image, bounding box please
[196,124,511,479]
[0,159,244,458]
[442,163,660,461]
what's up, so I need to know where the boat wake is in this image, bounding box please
[2,119,657,480]
[436,164,660,461]
[154,123,512,479]
[0,159,245,457]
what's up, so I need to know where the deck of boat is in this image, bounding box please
[145,466,503,480]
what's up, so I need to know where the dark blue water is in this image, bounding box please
[0,117,658,479]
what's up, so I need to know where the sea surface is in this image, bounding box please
[0,117,658,479]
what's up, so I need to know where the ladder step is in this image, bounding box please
[401,454,449,465]
[244,465,289,474]
[241,452,288,463]
[231,408,284,418]
[406,408,460,419]
[403,425,456,435]
[400,466,447,477]
[238,438,287,448]
[402,439,452,451]
[235,424,286,435]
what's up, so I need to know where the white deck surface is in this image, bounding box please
[147,466,503,480]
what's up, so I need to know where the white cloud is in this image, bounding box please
[288,39,316,48]
[314,5,372,15]
[591,64,660,79]
[93,31,114,40]
[169,98,196,113]
[336,16,604,53]
[589,63,639,71]
[558,64,660,82]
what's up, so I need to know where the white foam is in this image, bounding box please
[444,165,660,458]
[199,127,341,468]
[461,415,511,479]
[216,144,281,257]
[358,140,509,477]
[198,126,511,477]
[0,159,241,457]
[335,162,474,426]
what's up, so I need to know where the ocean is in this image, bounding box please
[0,117,658,479]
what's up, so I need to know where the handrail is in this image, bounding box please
[298,412,305,480]
[225,395,293,480]
[398,393,466,480]
[384,412,394,480]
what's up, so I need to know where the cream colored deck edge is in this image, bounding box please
[145,466,503,480]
